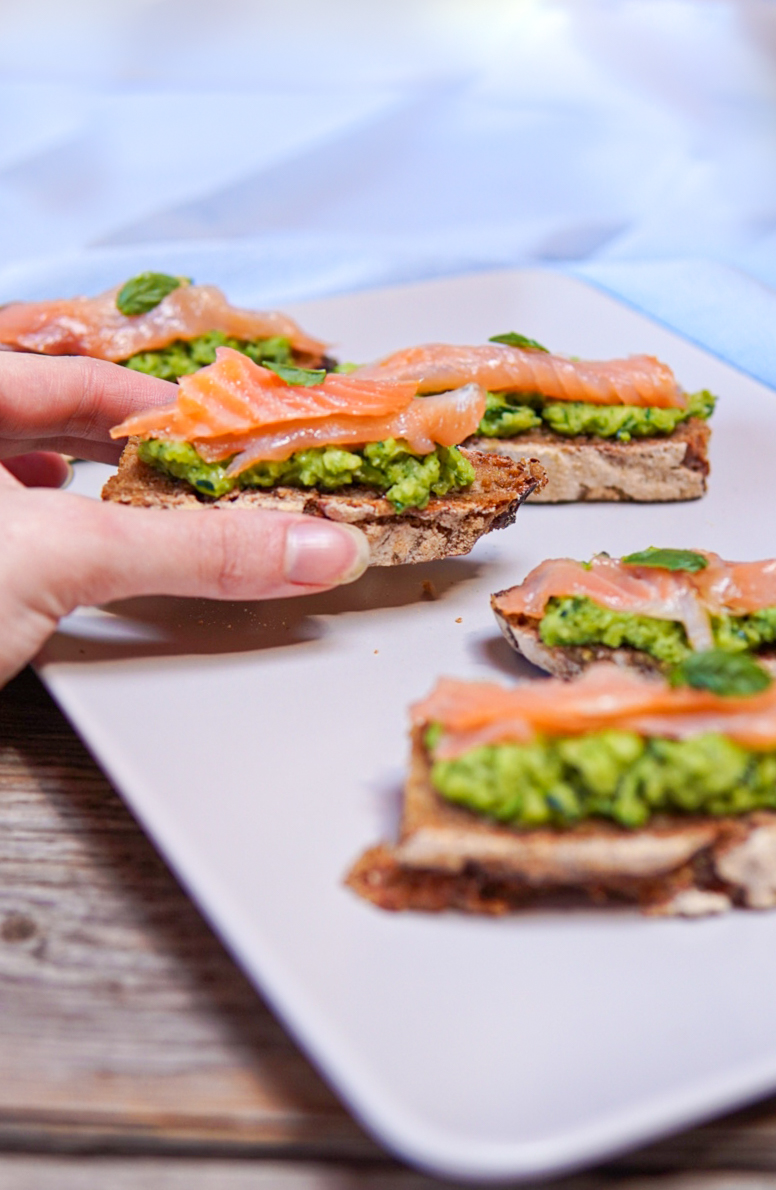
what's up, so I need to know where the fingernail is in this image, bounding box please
[284,520,370,587]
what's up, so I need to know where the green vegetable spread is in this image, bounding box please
[139,437,476,512]
[538,595,776,668]
[476,388,715,441]
[121,330,294,381]
[428,729,776,829]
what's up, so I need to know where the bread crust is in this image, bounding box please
[345,731,776,916]
[102,439,546,566]
[468,417,710,503]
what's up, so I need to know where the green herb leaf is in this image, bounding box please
[489,332,549,353]
[264,362,326,386]
[116,272,189,316]
[670,649,772,697]
[621,547,709,573]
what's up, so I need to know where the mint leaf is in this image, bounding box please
[489,332,549,353]
[264,362,326,386]
[117,272,189,316]
[670,650,772,696]
[622,547,708,573]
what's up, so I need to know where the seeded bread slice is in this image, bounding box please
[468,417,710,503]
[102,439,546,567]
[346,729,776,917]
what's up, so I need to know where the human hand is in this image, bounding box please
[0,354,369,687]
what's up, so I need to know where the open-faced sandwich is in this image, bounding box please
[347,657,776,917]
[357,333,715,502]
[103,346,546,566]
[0,271,330,378]
[492,549,776,678]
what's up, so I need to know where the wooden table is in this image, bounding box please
[4,670,776,1189]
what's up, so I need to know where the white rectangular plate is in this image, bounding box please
[38,268,776,1182]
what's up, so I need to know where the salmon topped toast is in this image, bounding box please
[492,549,776,678]
[347,660,776,917]
[357,333,715,502]
[0,272,331,379]
[103,347,546,566]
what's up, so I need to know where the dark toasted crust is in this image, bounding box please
[346,845,679,913]
[102,439,546,567]
[347,845,595,913]
[346,730,776,916]
[468,417,710,503]
[678,416,712,473]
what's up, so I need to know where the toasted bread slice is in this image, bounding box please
[346,730,776,916]
[102,439,546,567]
[468,417,710,503]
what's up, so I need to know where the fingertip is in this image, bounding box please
[2,451,73,488]
[283,520,370,587]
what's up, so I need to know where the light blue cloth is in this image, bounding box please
[1,0,775,278]
[1,0,775,386]
[577,259,776,390]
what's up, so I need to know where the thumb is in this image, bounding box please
[0,489,370,685]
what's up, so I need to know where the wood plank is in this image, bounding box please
[0,1154,586,1189]
[1,1159,776,1190]
[606,1102,776,1175]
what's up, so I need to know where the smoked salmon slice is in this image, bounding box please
[0,283,326,361]
[694,558,776,615]
[110,347,487,473]
[494,555,716,651]
[357,343,686,409]
[219,384,487,473]
[414,666,776,756]
[493,553,776,652]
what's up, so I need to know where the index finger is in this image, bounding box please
[0,353,177,452]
